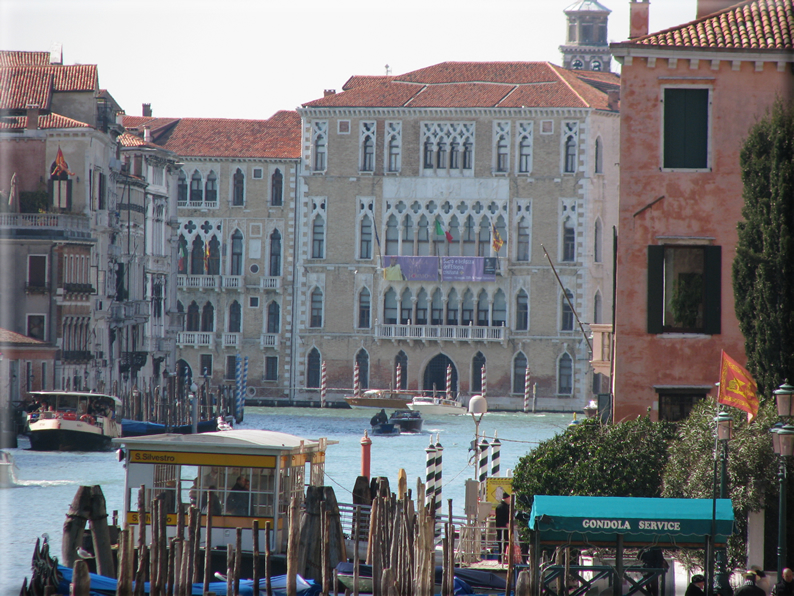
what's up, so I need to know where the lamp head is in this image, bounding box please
[716,411,733,442]
[468,394,487,415]
[774,380,794,418]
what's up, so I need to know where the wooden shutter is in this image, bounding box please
[647,245,664,334]
[663,88,709,169]
[703,245,722,334]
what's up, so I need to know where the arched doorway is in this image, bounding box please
[423,354,458,395]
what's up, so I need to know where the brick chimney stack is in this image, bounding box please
[323,89,336,97]
[697,0,739,18]
[607,90,620,111]
[629,0,650,39]
[142,103,152,117]
[25,104,40,131]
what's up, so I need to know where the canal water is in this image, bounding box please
[0,406,570,595]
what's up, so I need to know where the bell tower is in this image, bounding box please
[559,0,612,72]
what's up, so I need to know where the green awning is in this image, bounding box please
[530,496,734,547]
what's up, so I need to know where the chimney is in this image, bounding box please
[697,0,739,19]
[143,126,152,143]
[116,110,126,126]
[142,103,152,117]
[324,89,336,97]
[49,42,63,65]
[629,0,650,40]
[607,90,620,111]
[25,104,40,131]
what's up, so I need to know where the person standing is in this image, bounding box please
[735,571,766,596]
[686,574,707,596]
[774,568,794,595]
[494,492,511,556]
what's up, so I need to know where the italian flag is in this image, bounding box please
[435,220,453,242]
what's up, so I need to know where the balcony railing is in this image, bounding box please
[375,323,505,342]
[0,213,91,239]
[124,300,150,319]
[62,283,95,295]
[177,332,214,347]
[62,350,93,363]
[260,334,279,349]
[261,277,281,290]
[177,275,244,291]
[223,333,240,348]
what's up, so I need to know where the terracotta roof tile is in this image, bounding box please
[0,51,51,66]
[303,62,619,110]
[122,111,301,160]
[616,0,794,50]
[0,68,53,110]
[0,327,48,345]
[118,132,158,148]
[0,112,90,130]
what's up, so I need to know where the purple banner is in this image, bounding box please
[382,256,438,281]
[441,257,496,282]
[382,256,497,282]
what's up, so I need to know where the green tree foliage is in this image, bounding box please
[662,399,782,570]
[734,99,794,396]
[511,414,677,513]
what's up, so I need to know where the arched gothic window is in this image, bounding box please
[231,230,243,275]
[269,230,282,276]
[201,302,215,332]
[356,349,369,389]
[271,169,283,206]
[513,352,528,394]
[228,301,242,333]
[558,353,573,394]
[233,168,245,206]
[307,348,321,388]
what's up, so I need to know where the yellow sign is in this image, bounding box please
[485,477,513,505]
[129,450,276,468]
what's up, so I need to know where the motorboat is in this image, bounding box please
[369,422,401,436]
[25,391,121,451]
[121,417,222,437]
[344,389,414,409]
[389,409,423,432]
[407,395,466,416]
[334,562,506,594]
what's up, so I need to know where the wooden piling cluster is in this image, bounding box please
[116,380,237,427]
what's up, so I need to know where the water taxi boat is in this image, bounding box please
[25,391,121,451]
[344,389,414,410]
[389,409,423,432]
[407,396,466,416]
[113,429,334,555]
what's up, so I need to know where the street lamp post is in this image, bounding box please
[773,381,794,575]
[190,381,199,434]
[714,411,733,596]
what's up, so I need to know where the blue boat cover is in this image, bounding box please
[56,565,319,596]
[529,496,734,547]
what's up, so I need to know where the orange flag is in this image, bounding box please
[718,350,759,422]
[51,147,75,177]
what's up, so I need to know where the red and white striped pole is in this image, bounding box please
[353,362,360,397]
[445,364,452,400]
[481,364,487,400]
[523,365,531,413]
[395,363,402,391]
[320,360,327,408]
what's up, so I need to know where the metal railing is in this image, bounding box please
[376,323,505,342]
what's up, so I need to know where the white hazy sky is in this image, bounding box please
[0,0,695,121]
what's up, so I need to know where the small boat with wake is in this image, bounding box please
[0,450,19,488]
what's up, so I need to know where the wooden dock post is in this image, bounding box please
[62,486,92,568]
[252,519,260,596]
[89,485,115,578]
[287,496,300,596]
[203,491,214,595]
[265,521,273,596]
[71,560,91,596]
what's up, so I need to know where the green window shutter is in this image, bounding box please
[703,245,721,334]
[664,88,709,169]
[647,245,664,334]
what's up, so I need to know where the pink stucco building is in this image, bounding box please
[610,0,794,421]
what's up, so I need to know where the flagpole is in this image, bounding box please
[541,244,593,352]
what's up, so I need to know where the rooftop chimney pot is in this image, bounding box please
[324,89,336,97]
[25,105,40,131]
[607,89,620,111]
[142,103,152,117]
[629,0,650,40]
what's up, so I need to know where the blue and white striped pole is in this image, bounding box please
[235,354,242,424]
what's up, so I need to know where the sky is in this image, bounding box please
[1,0,695,121]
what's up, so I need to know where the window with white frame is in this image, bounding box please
[312,121,328,172]
[421,122,474,175]
[558,352,573,394]
[493,121,510,173]
[359,215,373,259]
[358,288,371,328]
[265,356,278,381]
[562,121,579,173]
[310,198,326,259]
[515,200,531,262]
[561,289,574,331]
[517,121,533,173]
[385,121,402,173]
[310,288,323,328]
[360,121,376,172]
[561,200,577,262]
[516,290,528,331]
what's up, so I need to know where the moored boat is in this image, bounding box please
[0,450,18,488]
[25,391,121,451]
[344,388,414,409]
[407,395,466,416]
[121,417,221,437]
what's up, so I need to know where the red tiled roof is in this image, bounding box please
[0,327,47,345]
[303,62,619,110]
[0,68,53,110]
[615,0,794,50]
[122,110,301,159]
[0,112,90,130]
[0,51,50,67]
[118,132,156,148]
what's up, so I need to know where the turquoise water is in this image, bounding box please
[0,407,570,594]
